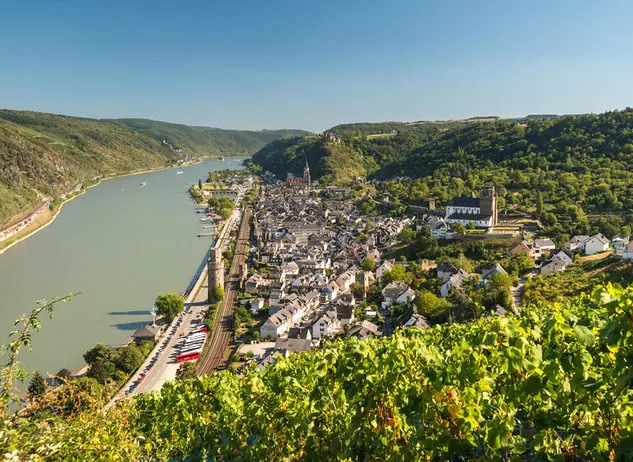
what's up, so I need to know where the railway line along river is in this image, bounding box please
[0,158,244,377]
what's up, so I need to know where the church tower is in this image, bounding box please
[303,157,311,186]
[480,186,498,226]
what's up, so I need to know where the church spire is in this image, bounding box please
[303,156,311,186]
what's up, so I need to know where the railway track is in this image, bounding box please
[198,206,252,375]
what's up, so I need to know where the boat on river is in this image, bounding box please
[139,182,147,187]
[176,171,184,175]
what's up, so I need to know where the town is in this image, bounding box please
[199,164,633,372]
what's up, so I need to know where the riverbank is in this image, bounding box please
[0,161,203,256]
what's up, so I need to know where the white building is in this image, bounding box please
[312,310,340,339]
[584,234,610,255]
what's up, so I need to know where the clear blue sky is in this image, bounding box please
[2,0,632,131]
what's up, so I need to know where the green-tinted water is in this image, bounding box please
[0,159,243,376]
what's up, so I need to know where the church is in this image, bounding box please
[445,186,498,228]
[285,158,311,186]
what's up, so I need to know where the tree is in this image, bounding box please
[536,191,544,218]
[176,362,198,381]
[414,291,448,318]
[56,368,72,381]
[27,372,46,400]
[87,359,117,383]
[212,285,224,302]
[83,343,112,365]
[360,257,376,272]
[452,222,466,234]
[397,228,417,245]
[114,344,144,374]
[154,293,184,323]
[198,179,203,189]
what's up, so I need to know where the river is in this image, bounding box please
[0,158,244,376]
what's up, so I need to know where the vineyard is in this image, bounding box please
[4,283,633,460]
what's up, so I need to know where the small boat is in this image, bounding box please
[220,156,225,161]
[139,182,147,187]
[176,171,184,175]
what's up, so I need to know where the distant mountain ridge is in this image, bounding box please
[106,118,311,158]
[0,109,309,226]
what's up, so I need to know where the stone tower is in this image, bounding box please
[428,198,436,211]
[207,247,224,303]
[480,186,498,226]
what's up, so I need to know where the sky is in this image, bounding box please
[1,0,632,132]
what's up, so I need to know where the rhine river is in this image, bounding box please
[0,158,244,376]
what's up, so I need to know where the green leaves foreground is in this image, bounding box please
[8,284,633,460]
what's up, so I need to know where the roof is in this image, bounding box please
[447,213,492,221]
[482,263,508,278]
[404,313,430,329]
[336,304,354,320]
[437,261,459,273]
[448,197,481,208]
[274,338,312,353]
[348,320,380,339]
[588,234,610,245]
[132,324,160,339]
[382,281,410,300]
[534,238,556,248]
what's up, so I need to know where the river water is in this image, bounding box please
[0,158,244,376]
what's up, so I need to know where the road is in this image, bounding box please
[198,205,252,375]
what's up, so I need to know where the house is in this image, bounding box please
[347,320,380,339]
[584,234,610,255]
[375,260,393,282]
[623,240,633,260]
[540,259,567,275]
[612,237,630,256]
[440,269,471,297]
[274,338,312,357]
[280,261,300,276]
[323,281,339,302]
[245,274,264,294]
[249,298,265,314]
[482,263,507,281]
[437,261,459,282]
[260,311,290,339]
[335,271,356,293]
[404,313,430,329]
[131,324,160,344]
[511,241,532,257]
[564,235,590,252]
[551,249,573,266]
[336,304,355,325]
[312,310,340,339]
[445,187,498,228]
[429,220,449,239]
[381,281,413,308]
[287,327,312,340]
[532,239,556,258]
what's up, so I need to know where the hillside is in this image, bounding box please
[0,110,174,226]
[107,118,311,158]
[5,283,633,459]
[251,134,369,185]
[0,110,309,227]
[252,109,633,240]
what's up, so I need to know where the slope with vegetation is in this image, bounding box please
[108,118,310,158]
[0,110,308,227]
[4,283,633,459]
[253,109,633,241]
[0,110,175,226]
[250,135,369,185]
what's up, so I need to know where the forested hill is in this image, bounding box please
[0,110,309,227]
[252,109,633,217]
[0,110,174,226]
[107,118,311,158]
